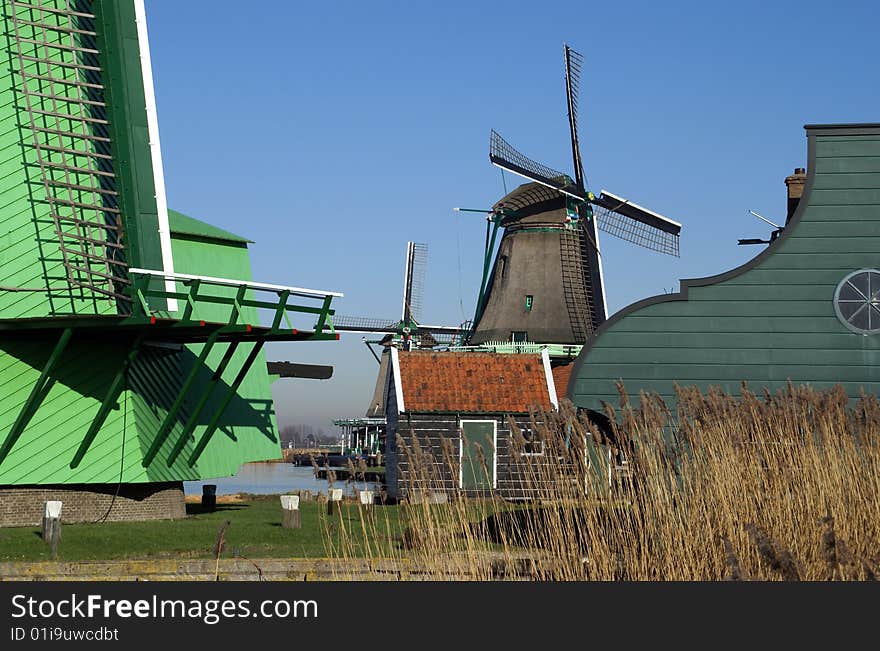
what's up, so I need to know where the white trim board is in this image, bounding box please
[134,0,177,311]
[598,189,682,229]
[390,347,405,413]
[128,268,343,298]
[591,215,608,320]
[541,348,558,409]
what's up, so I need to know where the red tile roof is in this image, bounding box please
[395,351,553,413]
[551,363,574,402]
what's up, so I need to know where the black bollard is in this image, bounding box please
[202,484,217,511]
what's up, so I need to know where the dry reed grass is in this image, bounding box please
[323,383,880,580]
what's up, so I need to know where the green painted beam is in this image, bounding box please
[0,327,73,466]
[69,336,143,469]
[141,330,220,467]
[187,340,266,467]
[165,341,241,467]
[271,290,290,329]
[181,279,200,321]
[473,218,501,328]
[313,295,334,334]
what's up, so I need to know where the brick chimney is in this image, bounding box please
[785,167,806,223]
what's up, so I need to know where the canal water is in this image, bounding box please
[183,463,377,496]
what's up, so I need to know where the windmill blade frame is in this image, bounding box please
[564,44,586,190]
[489,130,587,200]
[332,315,401,334]
[591,190,681,257]
[401,241,428,323]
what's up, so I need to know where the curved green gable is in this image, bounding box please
[569,123,880,413]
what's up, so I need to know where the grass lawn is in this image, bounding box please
[0,496,404,563]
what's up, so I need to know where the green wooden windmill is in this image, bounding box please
[0,0,340,525]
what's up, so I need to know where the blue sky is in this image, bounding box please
[145,0,880,432]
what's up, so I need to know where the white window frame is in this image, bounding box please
[517,426,545,457]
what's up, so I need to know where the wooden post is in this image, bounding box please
[359,490,375,524]
[280,495,301,529]
[202,484,217,511]
[41,501,62,558]
[327,488,343,515]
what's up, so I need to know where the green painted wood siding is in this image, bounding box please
[0,0,163,318]
[0,335,145,484]
[0,227,281,485]
[132,230,281,479]
[0,0,283,485]
[570,124,880,413]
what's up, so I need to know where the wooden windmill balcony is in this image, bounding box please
[125,268,341,343]
[0,269,341,343]
[0,269,342,473]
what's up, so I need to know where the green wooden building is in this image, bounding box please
[568,123,880,415]
[0,1,339,525]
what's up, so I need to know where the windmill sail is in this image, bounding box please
[564,44,585,189]
[591,190,681,256]
[489,130,587,200]
[333,315,401,333]
[401,241,427,323]
[9,2,130,301]
[335,242,465,347]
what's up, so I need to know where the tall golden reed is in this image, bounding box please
[324,383,880,580]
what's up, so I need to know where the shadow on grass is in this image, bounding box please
[185,504,250,515]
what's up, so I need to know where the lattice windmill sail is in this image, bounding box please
[8,0,132,308]
[401,241,427,326]
[469,44,681,347]
[489,132,681,257]
[0,1,341,524]
[335,242,467,349]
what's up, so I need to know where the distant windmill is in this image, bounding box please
[464,44,682,346]
[334,242,467,352]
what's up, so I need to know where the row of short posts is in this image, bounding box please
[279,488,376,527]
[199,484,375,529]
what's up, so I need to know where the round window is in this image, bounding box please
[834,269,880,335]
